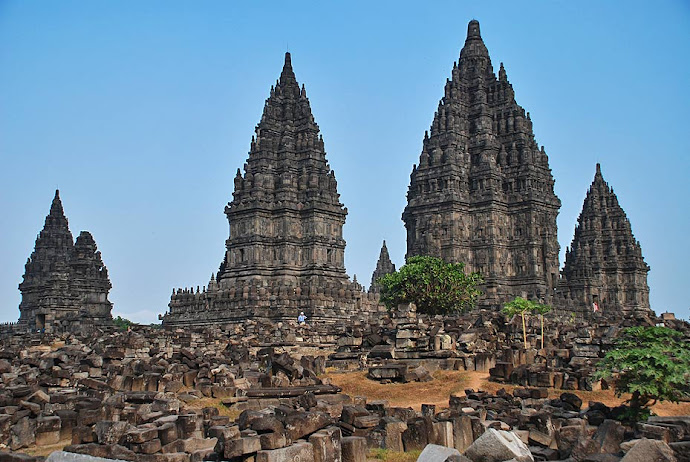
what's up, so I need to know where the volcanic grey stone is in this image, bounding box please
[256,441,315,462]
[418,444,463,462]
[620,439,676,462]
[464,428,534,462]
[46,452,128,462]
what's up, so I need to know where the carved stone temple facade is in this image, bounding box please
[161,22,652,325]
[18,190,113,332]
[402,20,561,307]
[559,164,650,318]
[163,53,383,327]
[369,241,396,293]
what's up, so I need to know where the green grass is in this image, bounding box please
[368,448,422,462]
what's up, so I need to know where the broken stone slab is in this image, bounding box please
[0,451,43,461]
[381,417,406,452]
[668,441,689,462]
[592,420,625,454]
[241,385,341,398]
[259,432,287,450]
[309,426,342,462]
[464,428,534,462]
[45,452,129,462]
[284,411,332,440]
[418,444,464,462]
[620,439,677,462]
[160,437,217,454]
[402,417,432,452]
[62,443,137,461]
[453,415,473,453]
[224,435,261,459]
[341,436,367,462]
[256,441,315,462]
[432,421,454,447]
[94,421,132,445]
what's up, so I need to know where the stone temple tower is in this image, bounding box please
[369,240,396,293]
[18,190,113,332]
[164,53,382,326]
[560,164,650,318]
[402,20,561,306]
[221,52,348,286]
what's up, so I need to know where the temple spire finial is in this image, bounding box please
[467,19,481,39]
[279,51,297,88]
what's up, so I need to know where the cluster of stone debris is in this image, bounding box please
[0,316,687,461]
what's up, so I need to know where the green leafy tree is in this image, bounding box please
[378,256,483,315]
[531,303,552,350]
[595,326,690,421]
[503,297,534,349]
[113,316,133,331]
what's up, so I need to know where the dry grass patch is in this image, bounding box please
[368,448,421,462]
[183,397,243,421]
[324,370,468,410]
[327,369,690,417]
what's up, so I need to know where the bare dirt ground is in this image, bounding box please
[324,369,690,416]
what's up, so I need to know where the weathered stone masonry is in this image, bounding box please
[403,20,561,308]
[18,190,113,332]
[163,53,385,327]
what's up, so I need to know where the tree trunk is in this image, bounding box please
[521,312,527,349]
[540,314,544,350]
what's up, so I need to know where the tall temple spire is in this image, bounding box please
[30,189,74,262]
[19,191,113,332]
[561,164,650,318]
[403,20,561,306]
[164,52,380,327]
[369,240,396,293]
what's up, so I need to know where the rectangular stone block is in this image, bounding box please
[432,421,453,447]
[453,415,473,453]
[309,426,342,462]
[256,441,315,462]
[342,436,367,462]
[382,419,406,452]
[125,427,159,444]
[260,432,287,450]
[224,436,261,458]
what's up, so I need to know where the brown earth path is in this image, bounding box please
[324,369,690,416]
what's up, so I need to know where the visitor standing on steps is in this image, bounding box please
[298,311,307,325]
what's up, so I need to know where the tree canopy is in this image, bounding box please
[595,326,690,419]
[377,255,483,315]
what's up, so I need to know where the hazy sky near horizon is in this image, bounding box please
[1,1,689,323]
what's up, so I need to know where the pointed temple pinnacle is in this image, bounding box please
[279,51,297,87]
[50,189,65,216]
[467,19,481,39]
[594,163,604,184]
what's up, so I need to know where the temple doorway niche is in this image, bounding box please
[36,314,45,331]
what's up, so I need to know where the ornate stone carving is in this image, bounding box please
[402,20,561,307]
[369,241,396,293]
[560,164,651,318]
[164,54,383,326]
[18,190,113,331]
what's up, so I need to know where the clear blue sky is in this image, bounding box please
[1,1,689,323]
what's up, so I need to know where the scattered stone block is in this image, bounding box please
[418,444,463,462]
[341,436,367,462]
[464,428,534,462]
[256,441,315,462]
